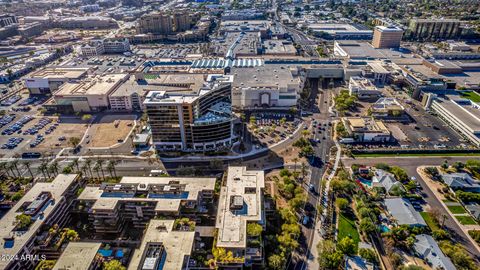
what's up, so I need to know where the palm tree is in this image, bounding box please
[50,160,59,175]
[23,161,34,180]
[81,164,89,178]
[37,164,47,180]
[107,160,117,178]
[71,158,80,173]
[96,160,105,180]
[7,163,16,178]
[85,159,93,177]
[292,157,299,173]
[301,162,308,181]
[41,161,51,179]
[93,164,101,179]
[48,165,56,178]
[11,159,21,177]
[0,162,11,178]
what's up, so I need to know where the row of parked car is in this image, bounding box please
[0,95,21,106]
[1,137,24,149]
[30,134,44,148]
[1,115,34,135]
[23,117,52,135]
[0,114,15,128]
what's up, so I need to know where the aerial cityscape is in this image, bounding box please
[0,0,479,269]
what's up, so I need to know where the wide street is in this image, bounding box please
[343,156,480,262]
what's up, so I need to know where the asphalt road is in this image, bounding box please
[343,156,480,262]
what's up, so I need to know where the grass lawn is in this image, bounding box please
[447,205,467,214]
[420,212,440,230]
[338,213,360,251]
[353,152,480,158]
[460,91,480,102]
[442,198,456,203]
[456,216,478,225]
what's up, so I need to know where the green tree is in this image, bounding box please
[81,114,92,121]
[103,260,126,270]
[337,237,356,256]
[359,248,378,263]
[317,240,343,270]
[336,198,349,212]
[15,214,32,229]
[246,223,262,237]
[69,137,81,148]
[359,219,376,235]
[268,254,285,270]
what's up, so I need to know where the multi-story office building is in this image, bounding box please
[0,174,80,270]
[103,38,130,53]
[215,167,265,268]
[145,74,237,152]
[77,176,215,236]
[128,220,195,270]
[407,19,461,41]
[80,38,130,57]
[80,40,105,57]
[136,12,191,34]
[24,67,89,94]
[372,25,403,48]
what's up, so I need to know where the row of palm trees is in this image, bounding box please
[69,158,118,180]
[0,159,34,179]
[0,158,119,181]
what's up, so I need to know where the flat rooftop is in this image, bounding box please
[231,64,299,90]
[263,40,296,55]
[53,242,101,270]
[215,167,265,249]
[78,176,215,212]
[0,174,78,269]
[128,219,195,270]
[335,41,413,59]
[26,67,89,80]
[308,23,372,34]
[434,95,480,132]
[54,73,128,96]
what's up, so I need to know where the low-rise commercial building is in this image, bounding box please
[47,73,129,113]
[0,174,80,270]
[24,67,89,94]
[78,176,215,236]
[215,167,265,267]
[341,117,392,143]
[348,76,381,99]
[430,95,480,146]
[80,38,130,57]
[231,64,303,110]
[370,98,405,119]
[307,23,373,40]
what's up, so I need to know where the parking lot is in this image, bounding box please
[247,112,299,147]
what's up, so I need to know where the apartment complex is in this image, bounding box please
[77,176,215,236]
[215,167,265,267]
[136,11,192,34]
[128,219,195,270]
[407,19,461,41]
[372,25,403,48]
[144,74,237,152]
[53,242,102,270]
[0,174,80,270]
[24,67,89,94]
